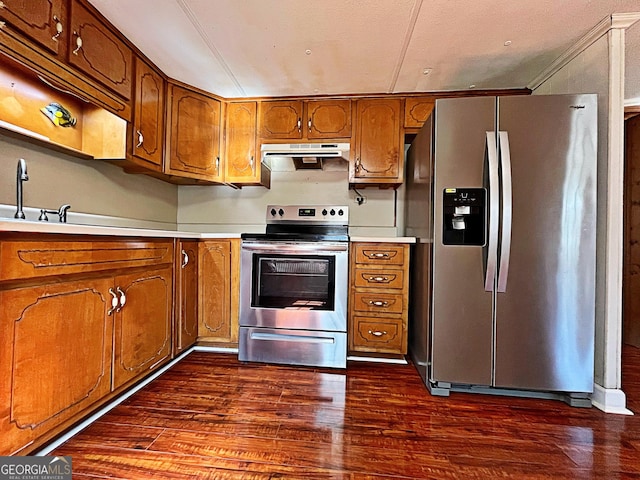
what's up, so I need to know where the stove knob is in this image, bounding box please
[322,209,328,216]
[278,208,284,216]
[330,209,336,216]
[338,209,344,216]
[270,208,277,216]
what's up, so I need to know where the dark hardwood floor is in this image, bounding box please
[52,347,640,479]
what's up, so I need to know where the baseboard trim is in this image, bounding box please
[592,383,634,415]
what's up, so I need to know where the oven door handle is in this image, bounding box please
[241,242,348,253]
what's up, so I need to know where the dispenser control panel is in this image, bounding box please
[442,188,486,246]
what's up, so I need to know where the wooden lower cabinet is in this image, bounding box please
[0,278,113,455]
[348,242,410,355]
[0,235,174,455]
[112,266,173,389]
[198,239,240,344]
[175,240,199,353]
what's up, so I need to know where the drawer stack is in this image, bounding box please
[348,242,410,355]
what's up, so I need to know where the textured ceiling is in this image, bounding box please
[89,0,640,103]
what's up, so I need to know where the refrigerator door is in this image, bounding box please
[494,94,597,393]
[430,96,495,386]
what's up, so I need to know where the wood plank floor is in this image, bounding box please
[52,346,640,479]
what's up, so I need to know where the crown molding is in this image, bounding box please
[528,12,640,91]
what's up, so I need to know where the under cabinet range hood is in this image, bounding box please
[261,143,350,171]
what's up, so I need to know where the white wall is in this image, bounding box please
[177,167,400,236]
[0,136,178,229]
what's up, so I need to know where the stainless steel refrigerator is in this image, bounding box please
[405,94,597,405]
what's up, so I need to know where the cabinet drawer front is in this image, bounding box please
[0,239,174,282]
[353,292,403,314]
[354,244,405,266]
[354,267,404,289]
[351,316,404,352]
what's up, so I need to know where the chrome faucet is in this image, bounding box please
[39,204,71,223]
[15,158,28,219]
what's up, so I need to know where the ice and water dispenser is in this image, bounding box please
[442,188,486,245]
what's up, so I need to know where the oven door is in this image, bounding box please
[239,241,348,332]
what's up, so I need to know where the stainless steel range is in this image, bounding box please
[239,205,349,368]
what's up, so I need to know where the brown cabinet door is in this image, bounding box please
[176,241,198,353]
[132,56,165,169]
[198,240,236,342]
[0,0,65,54]
[67,0,132,100]
[352,98,403,183]
[167,84,222,181]
[306,99,352,139]
[404,97,435,128]
[224,101,258,183]
[112,266,172,389]
[0,278,113,455]
[259,100,303,139]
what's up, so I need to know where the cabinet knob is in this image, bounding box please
[181,249,189,268]
[297,118,301,132]
[368,330,387,337]
[52,15,63,41]
[215,156,220,172]
[0,2,5,9]
[72,32,82,55]
[368,276,389,283]
[116,286,126,312]
[308,118,312,130]
[136,130,144,148]
[369,252,390,259]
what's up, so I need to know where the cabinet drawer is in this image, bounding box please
[0,238,174,282]
[354,244,405,266]
[353,267,404,290]
[352,292,404,314]
[351,316,404,352]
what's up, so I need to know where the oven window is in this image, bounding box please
[252,254,335,310]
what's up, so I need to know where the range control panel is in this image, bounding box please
[266,205,349,224]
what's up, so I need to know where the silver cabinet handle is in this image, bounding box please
[136,130,143,148]
[0,2,5,8]
[107,288,118,315]
[368,330,387,337]
[72,31,82,55]
[368,276,389,283]
[215,156,220,172]
[297,118,301,132]
[308,118,312,130]
[52,15,63,41]
[369,300,389,307]
[116,286,126,312]
[368,252,390,259]
[181,249,189,268]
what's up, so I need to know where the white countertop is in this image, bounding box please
[0,219,414,243]
[350,236,416,243]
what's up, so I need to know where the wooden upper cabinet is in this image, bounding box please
[0,0,66,54]
[67,0,132,100]
[259,100,303,139]
[167,83,222,181]
[224,101,259,183]
[131,56,165,169]
[306,99,352,139]
[259,99,352,140]
[404,97,435,128]
[351,98,404,184]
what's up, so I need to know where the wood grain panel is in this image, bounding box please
[132,56,164,168]
[0,0,65,55]
[625,115,640,347]
[352,291,404,314]
[224,101,258,183]
[351,316,404,352]
[198,240,232,341]
[354,243,405,265]
[353,266,404,289]
[306,99,351,138]
[0,278,112,455]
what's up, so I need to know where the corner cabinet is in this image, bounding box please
[0,234,174,455]
[198,239,241,345]
[175,240,199,354]
[224,101,270,187]
[131,56,165,170]
[350,98,404,186]
[348,242,410,355]
[166,83,223,182]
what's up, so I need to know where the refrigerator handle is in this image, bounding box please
[497,131,513,292]
[484,131,499,292]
